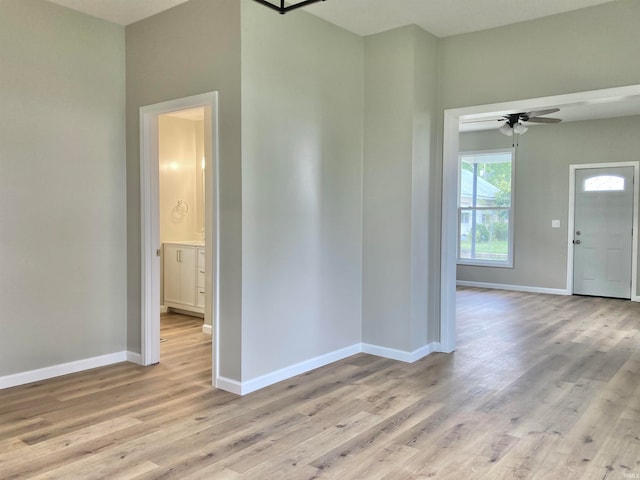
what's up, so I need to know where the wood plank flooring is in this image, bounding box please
[2,290,640,479]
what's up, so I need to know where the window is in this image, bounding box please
[458,149,514,267]
[584,175,625,192]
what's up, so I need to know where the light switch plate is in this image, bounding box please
[552,220,560,228]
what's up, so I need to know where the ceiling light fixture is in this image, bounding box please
[499,123,514,136]
[513,123,528,135]
[252,0,326,15]
[499,115,528,137]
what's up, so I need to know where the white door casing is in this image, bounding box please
[139,92,220,388]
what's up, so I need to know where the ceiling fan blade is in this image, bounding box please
[525,108,560,118]
[461,118,503,124]
[524,117,562,124]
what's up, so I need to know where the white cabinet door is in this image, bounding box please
[179,246,196,306]
[163,244,182,304]
[196,247,205,308]
[163,244,197,307]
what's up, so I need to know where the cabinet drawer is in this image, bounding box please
[197,248,205,268]
[197,270,205,288]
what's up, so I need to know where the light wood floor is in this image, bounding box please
[2,290,640,479]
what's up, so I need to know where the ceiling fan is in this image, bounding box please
[253,0,326,14]
[464,108,562,136]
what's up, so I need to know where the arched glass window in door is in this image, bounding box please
[584,175,625,192]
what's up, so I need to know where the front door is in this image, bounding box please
[573,166,634,299]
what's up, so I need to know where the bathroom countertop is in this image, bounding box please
[164,240,204,246]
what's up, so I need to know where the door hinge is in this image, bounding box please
[156,249,161,257]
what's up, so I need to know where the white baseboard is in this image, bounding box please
[126,351,143,365]
[217,344,362,396]
[160,305,169,314]
[215,376,242,395]
[216,341,444,396]
[0,351,128,390]
[202,324,212,335]
[361,342,440,363]
[457,280,570,296]
[1,340,446,395]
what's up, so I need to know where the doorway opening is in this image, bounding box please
[442,85,640,352]
[158,107,208,347]
[140,92,220,388]
[158,107,211,326]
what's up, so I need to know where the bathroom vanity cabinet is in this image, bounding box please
[163,242,205,315]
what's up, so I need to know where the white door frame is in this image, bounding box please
[567,161,639,301]
[442,84,640,351]
[140,92,220,384]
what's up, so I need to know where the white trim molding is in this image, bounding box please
[216,376,243,396]
[217,342,442,396]
[202,324,212,335]
[139,92,221,382]
[126,351,144,365]
[233,344,362,396]
[457,280,570,296]
[0,352,129,390]
[2,340,443,394]
[361,342,441,363]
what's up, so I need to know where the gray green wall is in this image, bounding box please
[362,25,440,352]
[458,116,640,294]
[439,0,640,109]
[0,0,126,375]
[125,0,243,379]
[240,2,364,380]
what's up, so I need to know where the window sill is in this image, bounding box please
[457,260,513,269]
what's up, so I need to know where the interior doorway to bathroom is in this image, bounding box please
[158,107,208,352]
[158,107,207,322]
[140,92,219,388]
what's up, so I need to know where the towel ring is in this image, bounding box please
[176,200,189,216]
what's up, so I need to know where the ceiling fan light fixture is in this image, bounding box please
[513,122,528,135]
[499,123,514,136]
[463,109,561,135]
[252,0,326,14]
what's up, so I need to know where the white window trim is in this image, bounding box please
[457,148,516,268]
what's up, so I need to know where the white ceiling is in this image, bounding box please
[164,107,204,122]
[46,0,190,26]
[305,0,617,38]
[46,0,617,37]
